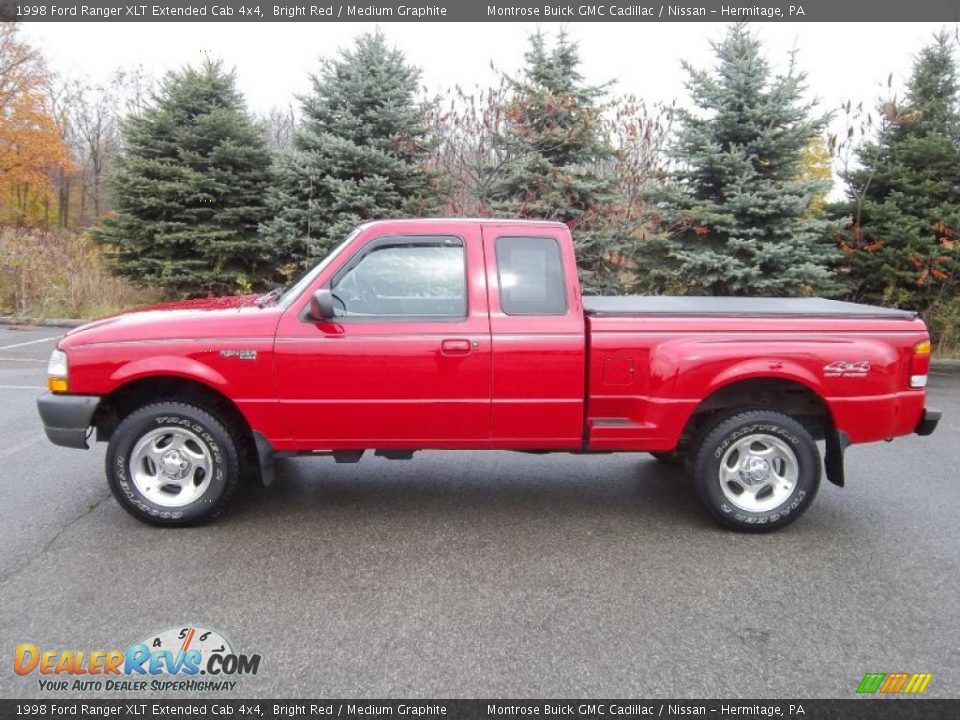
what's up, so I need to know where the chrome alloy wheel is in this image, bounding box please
[130,426,213,507]
[718,433,799,513]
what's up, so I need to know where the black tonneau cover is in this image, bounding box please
[582,296,917,319]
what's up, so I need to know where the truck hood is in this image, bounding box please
[60,294,282,348]
[131,294,262,313]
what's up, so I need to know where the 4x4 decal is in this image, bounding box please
[824,360,871,378]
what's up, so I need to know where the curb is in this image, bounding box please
[931,359,960,372]
[0,317,86,328]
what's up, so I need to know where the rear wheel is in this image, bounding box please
[106,402,241,526]
[691,410,820,533]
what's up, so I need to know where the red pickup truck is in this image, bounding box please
[37,219,940,531]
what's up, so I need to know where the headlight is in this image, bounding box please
[47,349,68,392]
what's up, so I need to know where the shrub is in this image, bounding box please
[926,297,960,358]
[0,227,159,319]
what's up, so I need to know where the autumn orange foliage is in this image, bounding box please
[0,22,71,225]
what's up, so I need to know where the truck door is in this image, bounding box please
[482,223,586,449]
[274,223,491,447]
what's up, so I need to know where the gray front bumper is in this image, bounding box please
[37,393,100,449]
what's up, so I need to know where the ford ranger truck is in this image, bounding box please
[36,219,941,531]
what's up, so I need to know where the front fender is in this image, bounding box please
[108,355,229,390]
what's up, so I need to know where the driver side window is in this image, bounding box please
[330,237,466,319]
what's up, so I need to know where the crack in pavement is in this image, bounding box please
[0,491,112,588]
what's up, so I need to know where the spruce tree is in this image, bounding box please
[649,24,838,296]
[260,32,434,270]
[489,30,620,292]
[841,33,960,312]
[94,60,273,296]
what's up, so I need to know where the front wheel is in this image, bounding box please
[691,410,820,533]
[106,402,241,526]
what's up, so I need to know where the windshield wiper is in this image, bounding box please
[255,286,284,308]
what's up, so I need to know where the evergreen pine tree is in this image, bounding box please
[650,24,838,296]
[841,32,960,312]
[259,32,434,271]
[489,30,620,292]
[93,60,273,296]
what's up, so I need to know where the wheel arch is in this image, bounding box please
[678,375,847,488]
[679,375,830,443]
[92,375,254,448]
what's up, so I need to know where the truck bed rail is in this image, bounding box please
[582,296,917,319]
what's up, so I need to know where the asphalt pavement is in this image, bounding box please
[0,324,958,699]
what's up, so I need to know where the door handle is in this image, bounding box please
[441,339,472,356]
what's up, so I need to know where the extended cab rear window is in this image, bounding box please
[495,236,567,315]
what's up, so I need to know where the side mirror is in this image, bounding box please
[308,289,336,321]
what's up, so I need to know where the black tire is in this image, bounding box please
[691,410,820,533]
[106,401,241,527]
[650,451,686,466]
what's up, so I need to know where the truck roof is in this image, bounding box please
[359,218,569,230]
[583,296,918,319]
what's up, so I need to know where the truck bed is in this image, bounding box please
[582,296,917,319]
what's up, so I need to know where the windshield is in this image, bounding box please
[277,230,361,308]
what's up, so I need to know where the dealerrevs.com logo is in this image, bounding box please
[14,625,262,693]
[856,672,933,695]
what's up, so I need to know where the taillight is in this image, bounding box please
[910,340,931,388]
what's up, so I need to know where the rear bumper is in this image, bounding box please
[829,390,928,443]
[36,393,100,449]
[915,408,941,437]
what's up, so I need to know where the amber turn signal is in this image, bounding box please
[47,377,68,393]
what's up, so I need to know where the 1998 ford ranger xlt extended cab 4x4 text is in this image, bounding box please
[37,219,941,531]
